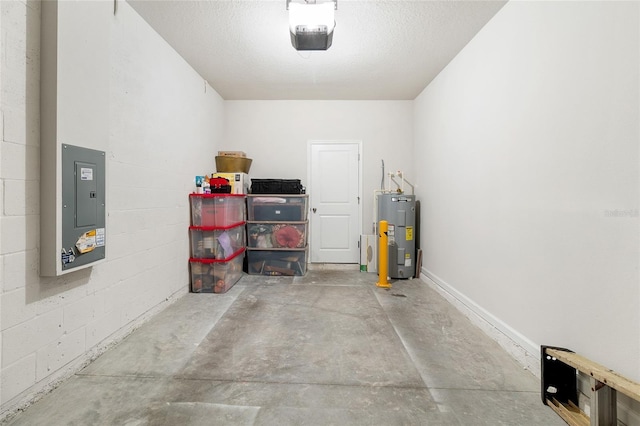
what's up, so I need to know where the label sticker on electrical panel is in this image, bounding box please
[61,248,76,265]
[76,230,97,254]
[95,228,105,247]
[80,167,94,181]
[406,226,413,241]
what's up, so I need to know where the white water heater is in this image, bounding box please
[377,193,416,279]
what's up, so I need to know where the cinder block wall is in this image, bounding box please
[0,0,224,415]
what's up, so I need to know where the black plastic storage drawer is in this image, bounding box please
[252,204,303,221]
[246,247,308,276]
[247,195,309,221]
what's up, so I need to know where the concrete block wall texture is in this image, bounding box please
[0,0,3,406]
[0,0,224,415]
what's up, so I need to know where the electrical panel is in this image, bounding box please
[40,0,110,276]
[60,144,106,272]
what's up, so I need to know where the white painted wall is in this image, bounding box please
[0,0,223,415]
[414,1,639,380]
[224,100,414,233]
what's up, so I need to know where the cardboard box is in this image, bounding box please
[218,151,246,158]
[212,173,250,194]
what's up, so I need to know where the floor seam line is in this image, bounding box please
[74,373,430,390]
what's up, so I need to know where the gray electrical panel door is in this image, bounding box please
[75,161,98,227]
[61,144,106,271]
[377,193,416,279]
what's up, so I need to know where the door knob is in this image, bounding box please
[312,208,317,213]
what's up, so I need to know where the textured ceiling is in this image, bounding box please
[127,0,507,100]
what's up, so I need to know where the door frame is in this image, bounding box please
[306,140,363,263]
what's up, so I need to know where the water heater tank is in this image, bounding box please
[377,193,416,279]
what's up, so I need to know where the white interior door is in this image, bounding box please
[308,141,361,263]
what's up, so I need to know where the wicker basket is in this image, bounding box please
[215,156,252,173]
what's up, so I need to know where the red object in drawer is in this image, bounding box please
[190,193,245,227]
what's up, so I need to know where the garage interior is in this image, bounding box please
[0,0,638,424]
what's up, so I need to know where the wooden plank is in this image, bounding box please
[546,398,589,426]
[546,348,640,402]
[567,401,590,423]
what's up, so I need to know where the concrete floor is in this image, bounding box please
[3,268,564,425]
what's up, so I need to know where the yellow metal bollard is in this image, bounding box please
[376,220,392,288]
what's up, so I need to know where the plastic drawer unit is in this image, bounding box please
[190,193,246,227]
[247,195,308,222]
[247,221,308,249]
[190,222,246,259]
[246,246,308,276]
[190,248,245,293]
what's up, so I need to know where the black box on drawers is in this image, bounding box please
[250,179,304,194]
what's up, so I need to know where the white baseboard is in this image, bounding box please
[420,268,542,378]
[421,268,640,423]
[308,263,360,271]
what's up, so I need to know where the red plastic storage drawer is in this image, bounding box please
[190,193,245,227]
[190,222,246,259]
[190,248,245,293]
